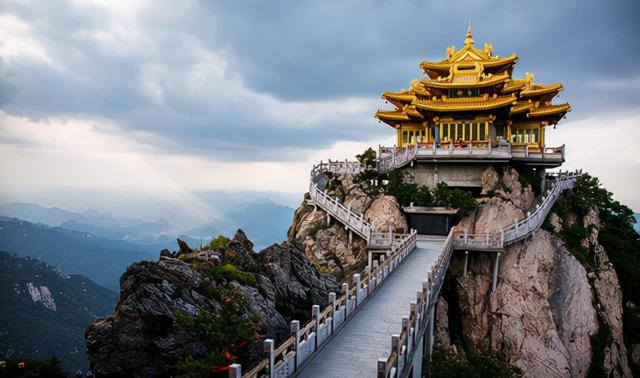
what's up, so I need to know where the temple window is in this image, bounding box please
[439,122,491,142]
[401,128,426,145]
[512,128,540,144]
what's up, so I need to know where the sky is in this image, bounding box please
[1,0,639,213]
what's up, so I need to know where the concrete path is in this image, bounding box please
[298,236,446,378]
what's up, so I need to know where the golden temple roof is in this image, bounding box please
[509,101,534,115]
[375,110,411,122]
[420,25,517,79]
[413,94,516,112]
[527,103,571,118]
[382,90,416,108]
[420,71,510,89]
[374,27,570,127]
[520,82,563,98]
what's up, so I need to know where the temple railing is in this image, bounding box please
[452,170,580,250]
[377,231,455,377]
[233,230,418,378]
[377,143,565,174]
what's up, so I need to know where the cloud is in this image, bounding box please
[0,0,639,211]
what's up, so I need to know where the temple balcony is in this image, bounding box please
[377,142,565,174]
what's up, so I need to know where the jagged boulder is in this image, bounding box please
[481,166,500,195]
[176,238,193,255]
[224,229,260,272]
[480,166,534,211]
[364,195,407,233]
[85,258,213,377]
[456,200,524,234]
[258,240,339,320]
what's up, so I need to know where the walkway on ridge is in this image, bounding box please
[299,236,446,378]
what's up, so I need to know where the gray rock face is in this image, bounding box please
[85,258,212,377]
[86,232,337,377]
[258,240,339,320]
[443,230,599,378]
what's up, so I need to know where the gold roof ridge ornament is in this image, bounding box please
[464,21,474,46]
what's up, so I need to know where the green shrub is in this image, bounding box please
[414,186,433,207]
[203,264,256,286]
[208,235,230,252]
[432,182,477,218]
[355,147,382,189]
[385,170,417,207]
[198,282,221,301]
[175,288,259,376]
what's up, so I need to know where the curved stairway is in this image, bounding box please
[309,160,393,247]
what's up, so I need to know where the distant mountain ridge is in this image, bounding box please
[0,251,118,372]
[0,200,295,251]
[0,216,158,289]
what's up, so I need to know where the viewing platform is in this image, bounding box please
[378,143,565,174]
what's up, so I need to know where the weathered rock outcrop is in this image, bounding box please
[364,195,408,233]
[442,230,598,377]
[86,231,337,377]
[437,168,631,377]
[288,173,406,278]
[456,166,533,235]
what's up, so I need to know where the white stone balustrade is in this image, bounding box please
[237,231,418,378]
[377,143,566,174]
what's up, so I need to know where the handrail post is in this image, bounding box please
[391,334,400,371]
[291,320,300,369]
[312,305,320,349]
[342,283,349,316]
[353,273,361,306]
[264,339,275,378]
[229,364,241,378]
[377,358,388,378]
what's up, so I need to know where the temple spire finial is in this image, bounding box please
[465,21,474,46]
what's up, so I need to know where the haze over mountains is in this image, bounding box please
[0,191,297,289]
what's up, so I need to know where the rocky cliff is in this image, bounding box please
[435,168,633,377]
[85,230,337,377]
[288,172,406,280]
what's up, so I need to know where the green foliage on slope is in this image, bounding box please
[545,173,640,376]
[175,288,260,377]
[208,235,230,252]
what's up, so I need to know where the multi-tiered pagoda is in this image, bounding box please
[376,27,570,154]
